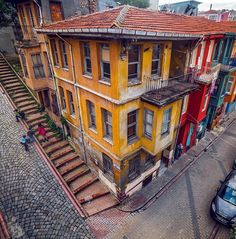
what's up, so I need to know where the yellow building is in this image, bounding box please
[38,6,199,199]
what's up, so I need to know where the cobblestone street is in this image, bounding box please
[0,91,93,238]
[104,120,236,239]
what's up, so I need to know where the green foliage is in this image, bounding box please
[43,114,64,139]
[0,0,18,28]
[118,0,150,8]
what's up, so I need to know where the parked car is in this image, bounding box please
[211,170,236,227]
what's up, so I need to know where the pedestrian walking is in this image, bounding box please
[26,126,35,143]
[20,135,29,151]
[37,123,48,142]
[14,109,26,122]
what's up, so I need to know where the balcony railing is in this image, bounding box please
[13,25,37,44]
[197,63,221,84]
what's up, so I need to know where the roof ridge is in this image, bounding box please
[112,5,130,28]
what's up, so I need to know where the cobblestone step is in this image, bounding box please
[14,96,33,104]
[1,79,19,85]
[79,191,110,204]
[46,141,70,155]
[12,92,31,99]
[17,101,37,109]
[53,152,79,167]
[72,176,99,195]
[64,166,89,184]
[1,75,18,81]
[9,89,27,95]
[26,114,45,124]
[28,118,47,128]
[38,132,59,143]
[42,137,63,149]
[5,83,23,90]
[6,86,25,93]
[0,72,15,78]
[0,65,10,70]
[58,160,84,177]
[50,147,74,161]
[24,108,40,116]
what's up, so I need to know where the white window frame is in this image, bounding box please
[151,44,162,78]
[51,39,59,66]
[100,43,110,82]
[83,42,92,76]
[102,109,112,141]
[60,41,68,68]
[59,87,66,111]
[127,110,138,143]
[67,91,75,116]
[128,45,141,84]
[202,93,208,112]
[161,108,172,136]
[143,109,153,139]
[87,100,96,130]
[226,77,234,94]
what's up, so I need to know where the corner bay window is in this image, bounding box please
[100,44,110,81]
[87,100,96,130]
[127,110,138,143]
[102,109,112,140]
[161,108,172,136]
[152,44,162,77]
[67,91,75,116]
[226,76,234,94]
[103,154,113,178]
[51,39,59,66]
[60,41,68,68]
[31,53,45,79]
[144,109,153,139]
[128,155,141,182]
[59,86,66,110]
[128,45,141,84]
[83,42,92,75]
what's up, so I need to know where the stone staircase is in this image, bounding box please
[0,53,118,217]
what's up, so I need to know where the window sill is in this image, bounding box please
[103,136,113,145]
[161,132,169,139]
[89,127,98,134]
[70,114,76,119]
[54,65,60,69]
[128,136,139,145]
[62,67,69,72]
[151,74,161,81]
[99,80,111,86]
[144,162,155,171]
[143,134,152,140]
[128,80,142,87]
[83,74,92,80]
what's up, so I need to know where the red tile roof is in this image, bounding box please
[38,5,236,37]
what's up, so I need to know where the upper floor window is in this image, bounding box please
[128,154,141,182]
[225,38,234,58]
[128,45,141,84]
[83,42,92,75]
[26,5,35,27]
[50,39,59,66]
[161,108,172,136]
[100,44,110,82]
[226,76,234,94]
[50,1,64,22]
[143,109,153,139]
[19,6,28,34]
[103,153,113,178]
[59,86,66,110]
[67,91,75,116]
[43,52,53,78]
[87,100,96,130]
[102,109,112,141]
[31,53,45,79]
[127,110,138,143]
[152,44,162,77]
[20,54,28,78]
[213,40,221,61]
[60,41,68,68]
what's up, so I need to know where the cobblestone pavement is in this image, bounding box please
[0,91,94,238]
[88,119,236,239]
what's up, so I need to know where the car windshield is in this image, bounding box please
[220,185,236,206]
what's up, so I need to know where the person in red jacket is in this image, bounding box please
[37,123,48,142]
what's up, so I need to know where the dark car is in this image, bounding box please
[211,170,236,227]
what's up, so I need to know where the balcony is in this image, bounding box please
[142,70,198,107]
[13,25,38,47]
[197,64,221,85]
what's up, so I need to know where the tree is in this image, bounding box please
[117,0,150,8]
[0,0,18,28]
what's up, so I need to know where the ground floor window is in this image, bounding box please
[145,153,155,170]
[103,153,113,178]
[128,154,141,182]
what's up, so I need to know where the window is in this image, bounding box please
[50,1,64,22]
[26,5,35,37]
[225,39,233,58]
[100,44,110,81]
[50,39,59,66]
[143,109,153,139]
[87,100,96,130]
[161,108,172,136]
[60,41,68,68]
[127,110,138,143]
[44,52,53,78]
[83,42,92,75]
[128,45,141,84]
[103,154,113,178]
[145,153,155,170]
[202,93,208,111]
[31,53,45,79]
[51,93,59,116]
[226,76,234,94]
[213,41,221,61]
[128,154,141,182]
[21,54,28,77]
[19,6,28,34]
[102,109,112,140]
[59,86,66,110]
[182,95,189,114]
[67,91,75,116]
[152,44,161,77]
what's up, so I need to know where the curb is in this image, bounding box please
[0,212,10,239]
[118,116,236,213]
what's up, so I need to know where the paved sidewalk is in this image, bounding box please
[118,111,236,212]
[0,91,94,238]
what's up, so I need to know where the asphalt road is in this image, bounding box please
[108,120,236,239]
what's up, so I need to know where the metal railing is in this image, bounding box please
[145,67,198,92]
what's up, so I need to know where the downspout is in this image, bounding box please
[33,0,43,26]
[56,33,88,164]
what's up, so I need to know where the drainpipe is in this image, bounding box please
[33,0,43,26]
[56,33,88,164]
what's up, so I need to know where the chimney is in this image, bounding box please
[210,4,212,10]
